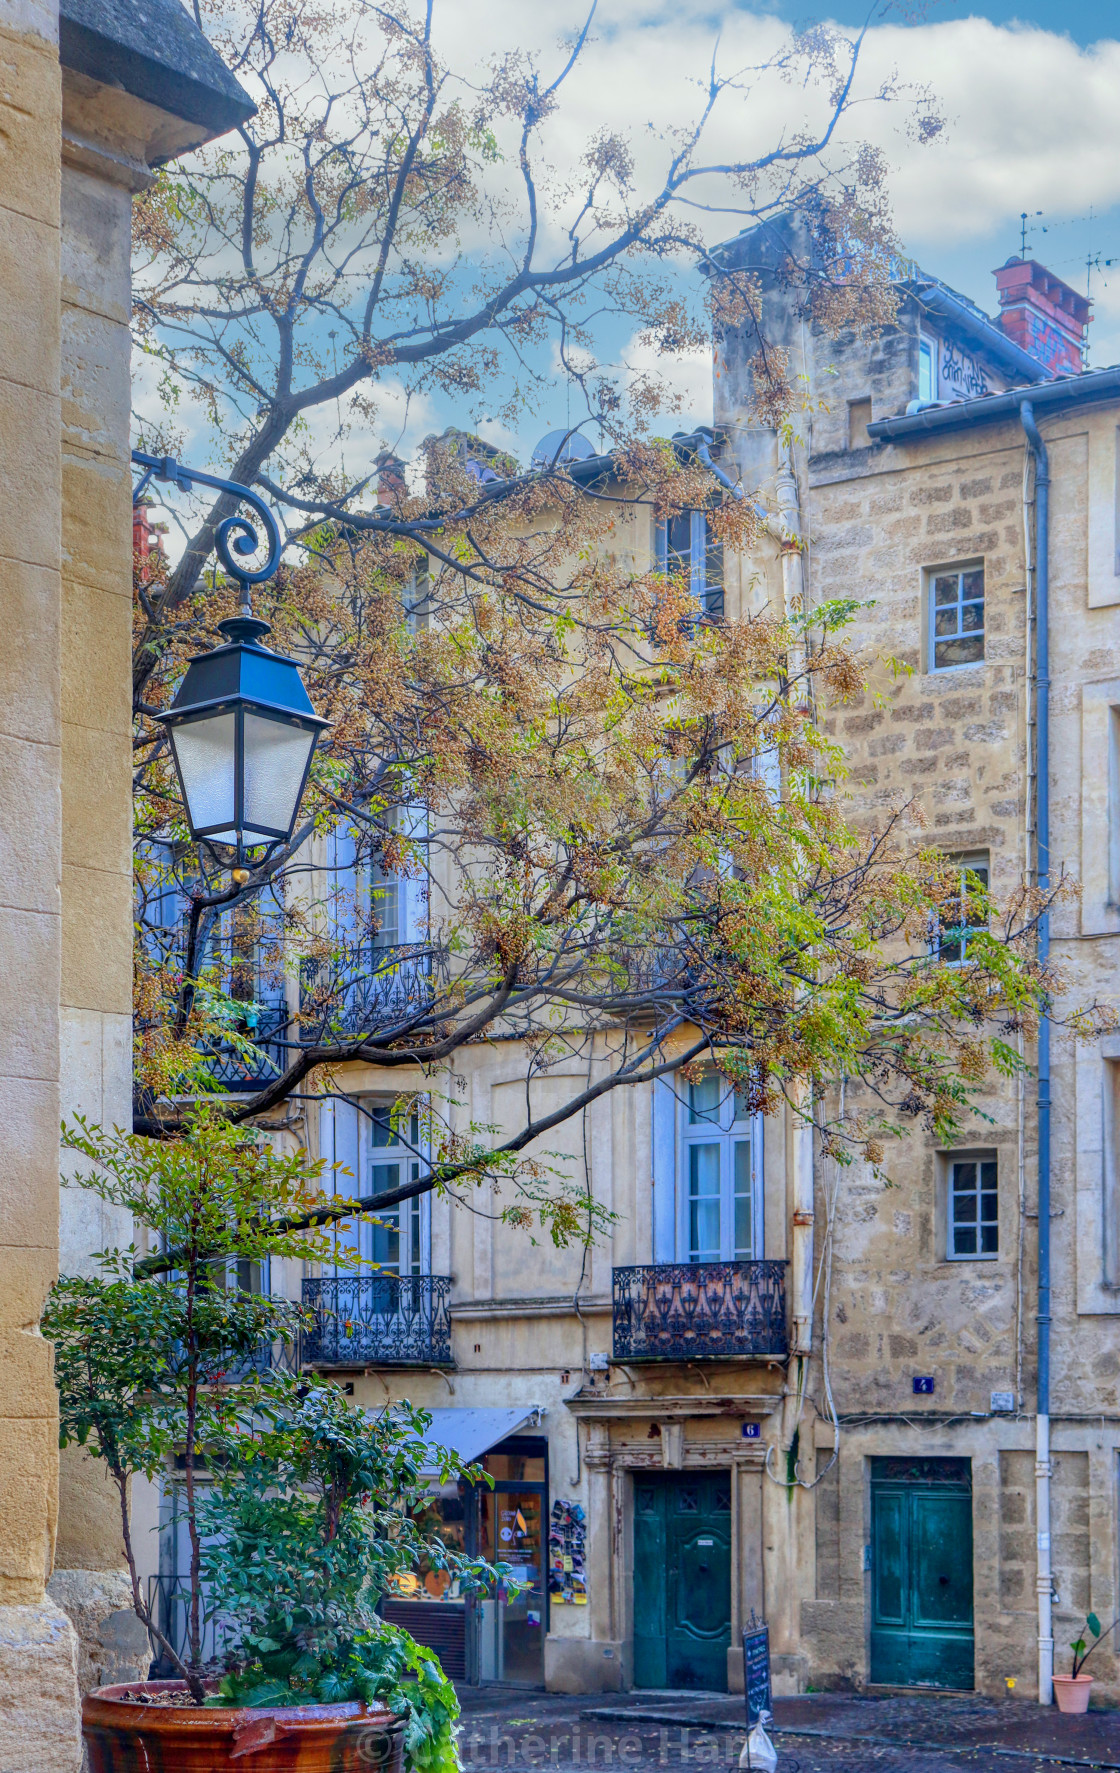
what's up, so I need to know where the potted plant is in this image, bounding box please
[44,1109,497,1770]
[1053,1612,1118,1713]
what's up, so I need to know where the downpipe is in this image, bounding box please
[1020,399,1053,1708]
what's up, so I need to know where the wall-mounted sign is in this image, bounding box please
[741,1421,761,1440]
[912,1376,935,1395]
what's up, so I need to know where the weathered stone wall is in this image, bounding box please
[717,241,1120,1700]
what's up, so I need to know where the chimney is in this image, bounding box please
[993,257,1090,376]
[375,450,408,500]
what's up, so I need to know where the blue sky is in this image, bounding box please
[778,1,1117,43]
[146,0,1120,493]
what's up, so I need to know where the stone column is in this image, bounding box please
[50,71,145,1641]
[0,0,82,1763]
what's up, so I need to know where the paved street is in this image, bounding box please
[456,1686,1120,1773]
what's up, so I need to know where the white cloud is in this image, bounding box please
[141,3,1120,492]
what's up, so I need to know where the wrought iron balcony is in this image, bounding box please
[299,945,436,1042]
[612,1260,788,1362]
[302,1273,452,1368]
[202,996,290,1092]
[210,1333,301,1382]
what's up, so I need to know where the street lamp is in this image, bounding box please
[133,451,328,863]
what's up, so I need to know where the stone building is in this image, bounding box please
[240,225,1120,1710]
[0,0,248,1761]
[122,203,1119,1710]
[708,215,1120,1704]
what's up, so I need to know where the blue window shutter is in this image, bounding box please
[655,517,668,572]
[690,510,706,603]
[322,1096,363,1269]
[398,804,428,946]
[652,1079,677,1261]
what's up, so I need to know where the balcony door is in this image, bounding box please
[677,1075,763,1262]
[320,1097,429,1278]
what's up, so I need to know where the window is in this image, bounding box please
[929,563,984,670]
[366,1101,424,1274]
[918,335,937,404]
[947,1150,999,1258]
[678,1073,762,1261]
[658,510,724,619]
[370,834,400,952]
[325,1097,428,1276]
[935,852,989,964]
[848,398,873,449]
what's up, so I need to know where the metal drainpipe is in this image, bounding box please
[1020,398,1053,1708]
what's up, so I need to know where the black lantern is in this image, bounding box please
[133,452,328,860]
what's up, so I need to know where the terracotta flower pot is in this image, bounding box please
[83,1680,406,1771]
[1053,1673,1093,1714]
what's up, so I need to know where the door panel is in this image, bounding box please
[871,1491,906,1625]
[634,1474,731,1690]
[633,1483,668,1689]
[479,1486,545,1684]
[869,1463,974,1691]
[911,1494,972,1628]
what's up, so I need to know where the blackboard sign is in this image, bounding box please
[742,1619,771,1728]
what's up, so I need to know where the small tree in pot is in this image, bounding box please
[44,1109,496,1770]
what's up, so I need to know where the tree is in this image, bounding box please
[44,1108,491,1742]
[127,0,1059,1257]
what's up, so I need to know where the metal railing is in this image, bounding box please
[612,1260,788,1361]
[209,1334,301,1382]
[146,1573,231,1676]
[202,996,289,1092]
[302,1273,453,1367]
[299,945,436,1041]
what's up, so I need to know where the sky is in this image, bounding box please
[462,0,1120,459]
[145,0,1120,506]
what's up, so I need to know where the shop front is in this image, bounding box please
[380,1407,549,1685]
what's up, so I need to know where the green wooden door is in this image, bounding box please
[633,1472,732,1690]
[870,1458,974,1690]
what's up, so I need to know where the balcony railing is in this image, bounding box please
[210,1333,301,1382]
[302,1274,452,1368]
[612,1260,788,1361]
[300,945,436,1042]
[202,997,289,1092]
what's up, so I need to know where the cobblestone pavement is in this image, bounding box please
[455,1686,1120,1773]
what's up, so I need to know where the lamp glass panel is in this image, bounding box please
[171,710,237,839]
[242,710,315,836]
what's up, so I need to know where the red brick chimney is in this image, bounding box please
[993,257,1090,376]
[376,450,408,500]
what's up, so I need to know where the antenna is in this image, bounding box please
[1020,210,1043,258]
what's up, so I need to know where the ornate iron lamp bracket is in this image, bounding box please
[131,449,282,615]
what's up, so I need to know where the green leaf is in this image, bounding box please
[1087,1613,1102,1638]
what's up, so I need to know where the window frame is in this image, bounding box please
[657,508,724,621]
[328,1096,431,1277]
[927,559,985,673]
[676,1074,764,1263]
[918,334,938,404]
[934,851,990,966]
[945,1147,1000,1261]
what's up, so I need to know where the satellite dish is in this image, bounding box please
[531,429,596,469]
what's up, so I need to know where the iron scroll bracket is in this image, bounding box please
[131,449,282,611]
